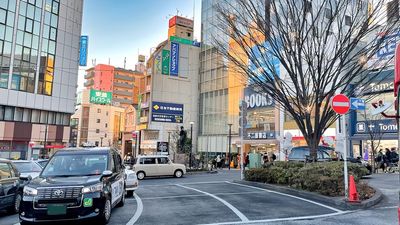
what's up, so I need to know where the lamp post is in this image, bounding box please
[100,137,103,147]
[228,123,232,170]
[189,122,194,168]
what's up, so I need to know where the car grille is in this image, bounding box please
[37,187,82,199]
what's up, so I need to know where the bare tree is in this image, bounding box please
[213,0,399,161]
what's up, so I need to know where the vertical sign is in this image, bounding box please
[170,42,179,76]
[79,36,88,66]
[162,50,170,75]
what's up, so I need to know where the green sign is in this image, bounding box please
[170,36,192,45]
[137,94,142,124]
[162,49,170,75]
[83,198,93,207]
[89,89,112,105]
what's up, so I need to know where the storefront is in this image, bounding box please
[350,69,397,158]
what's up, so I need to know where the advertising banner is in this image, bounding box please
[155,53,162,74]
[89,89,112,105]
[170,42,179,76]
[244,86,274,109]
[79,36,88,66]
[162,50,170,75]
[170,36,201,47]
[369,31,400,69]
[151,101,184,123]
[354,119,397,134]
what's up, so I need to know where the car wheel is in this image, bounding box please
[8,193,21,214]
[98,198,112,224]
[117,190,125,207]
[174,170,183,178]
[137,171,145,180]
[126,190,134,198]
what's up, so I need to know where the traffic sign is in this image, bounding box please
[350,98,366,110]
[331,94,350,114]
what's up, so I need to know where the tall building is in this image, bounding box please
[0,0,83,159]
[84,64,144,108]
[137,16,200,158]
[71,89,125,148]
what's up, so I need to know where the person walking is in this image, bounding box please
[384,148,392,173]
[376,149,385,173]
[216,155,222,169]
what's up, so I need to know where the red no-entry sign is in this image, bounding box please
[331,94,350,115]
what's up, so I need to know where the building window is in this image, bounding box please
[304,0,312,13]
[105,133,107,138]
[95,141,99,147]
[105,123,108,128]
[97,119,100,123]
[22,108,31,122]
[96,129,100,133]
[0,105,4,120]
[14,107,23,121]
[387,0,399,23]
[40,111,48,124]
[345,15,352,26]
[97,109,101,113]
[31,109,40,123]
[4,106,14,121]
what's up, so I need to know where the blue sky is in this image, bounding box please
[80,0,201,69]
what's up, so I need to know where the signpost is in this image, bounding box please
[331,94,350,201]
[350,98,366,110]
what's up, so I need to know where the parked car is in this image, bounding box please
[0,158,30,214]
[133,155,186,180]
[12,160,42,179]
[288,146,332,162]
[124,165,138,197]
[35,159,49,168]
[19,147,126,225]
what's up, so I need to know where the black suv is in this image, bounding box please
[19,147,126,225]
[0,158,29,214]
[288,146,332,162]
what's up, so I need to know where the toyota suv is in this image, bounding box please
[133,155,186,180]
[19,147,126,225]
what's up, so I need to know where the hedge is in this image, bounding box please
[245,161,371,198]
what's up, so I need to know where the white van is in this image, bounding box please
[133,155,186,180]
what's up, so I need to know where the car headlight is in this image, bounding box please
[23,186,38,196]
[82,183,103,194]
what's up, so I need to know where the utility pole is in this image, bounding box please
[190,122,194,168]
[100,137,103,147]
[43,123,48,159]
[228,123,232,170]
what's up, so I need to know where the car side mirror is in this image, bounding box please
[20,174,31,181]
[101,170,113,178]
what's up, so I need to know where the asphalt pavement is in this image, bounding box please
[0,170,398,225]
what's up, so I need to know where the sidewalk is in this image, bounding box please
[364,173,399,207]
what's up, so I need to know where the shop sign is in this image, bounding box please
[170,42,179,76]
[169,16,194,28]
[247,131,276,139]
[170,36,201,47]
[162,50,170,75]
[369,31,400,69]
[79,35,88,66]
[244,86,274,109]
[355,119,397,134]
[151,101,184,124]
[89,89,112,105]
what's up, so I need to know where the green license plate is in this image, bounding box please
[47,204,67,215]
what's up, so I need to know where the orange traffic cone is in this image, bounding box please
[230,161,234,168]
[348,175,360,202]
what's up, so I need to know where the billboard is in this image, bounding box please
[169,16,194,28]
[79,36,88,66]
[151,101,184,123]
[369,31,400,69]
[244,86,274,109]
[155,53,162,74]
[170,42,179,76]
[138,55,145,63]
[170,36,201,47]
[89,89,112,105]
[162,50,170,75]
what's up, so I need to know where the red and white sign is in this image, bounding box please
[331,94,350,115]
[169,16,194,28]
[394,43,400,96]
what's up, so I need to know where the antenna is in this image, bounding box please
[124,57,126,69]
[108,58,110,65]
[193,0,195,20]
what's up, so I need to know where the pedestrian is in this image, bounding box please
[245,154,249,168]
[376,149,385,173]
[384,148,391,173]
[216,155,222,169]
[263,153,269,165]
[390,147,399,163]
[272,153,277,162]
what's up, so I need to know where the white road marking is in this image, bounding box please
[139,191,266,200]
[126,192,143,225]
[176,184,250,222]
[376,205,398,210]
[141,181,226,187]
[227,182,343,213]
[200,211,350,225]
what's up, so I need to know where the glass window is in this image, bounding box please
[0,72,7,88]
[27,77,34,93]
[63,114,70,125]
[25,18,33,33]
[52,1,58,14]
[0,105,4,120]
[49,26,56,40]
[26,3,34,19]
[14,44,22,59]
[56,112,62,125]
[22,108,31,122]
[11,74,20,90]
[0,1,7,10]
[44,11,50,24]
[19,76,27,91]
[5,25,13,42]
[40,110,48,123]
[17,15,24,30]
[0,163,12,179]
[142,158,156,164]
[31,109,40,123]
[45,0,51,12]
[31,34,38,49]
[16,30,23,45]
[3,41,11,55]
[0,24,5,39]
[6,11,14,27]
[35,0,42,8]
[33,21,39,35]
[43,24,49,38]
[28,0,36,5]
[96,129,100,133]
[14,107,23,121]
[4,106,14,120]
[48,40,55,54]
[8,0,16,12]
[23,32,32,47]
[47,111,54,124]
[157,157,169,164]
[22,47,30,61]
[50,13,57,27]
[0,8,6,24]
[34,6,41,21]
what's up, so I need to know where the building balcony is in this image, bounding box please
[113,82,134,89]
[114,74,134,82]
[113,98,133,104]
[84,79,94,87]
[145,85,151,92]
[84,72,94,79]
[113,90,133,97]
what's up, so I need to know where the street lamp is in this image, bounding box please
[228,123,232,170]
[189,122,194,168]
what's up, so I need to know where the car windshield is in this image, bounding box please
[13,162,42,173]
[41,153,108,177]
[37,160,48,168]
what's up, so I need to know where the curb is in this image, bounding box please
[186,170,218,175]
[233,180,383,210]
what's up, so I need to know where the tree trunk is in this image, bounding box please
[307,134,319,162]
